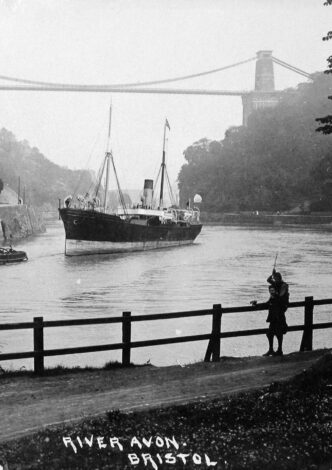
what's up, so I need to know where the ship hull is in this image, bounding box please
[59,208,202,256]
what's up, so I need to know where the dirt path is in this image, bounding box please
[0,350,328,442]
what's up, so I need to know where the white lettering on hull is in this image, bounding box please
[65,239,194,256]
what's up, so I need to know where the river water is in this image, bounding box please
[0,220,331,369]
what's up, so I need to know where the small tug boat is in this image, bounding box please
[0,246,28,264]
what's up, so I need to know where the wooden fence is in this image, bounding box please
[0,296,331,375]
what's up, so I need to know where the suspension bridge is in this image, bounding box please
[0,51,311,125]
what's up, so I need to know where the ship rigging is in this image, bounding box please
[59,107,202,256]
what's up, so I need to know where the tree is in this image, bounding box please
[178,72,332,212]
[316,1,332,134]
[0,128,94,208]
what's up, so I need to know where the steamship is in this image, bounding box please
[59,110,202,256]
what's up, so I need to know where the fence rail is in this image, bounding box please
[0,296,331,374]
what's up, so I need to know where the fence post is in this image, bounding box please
[205,304,222,362]
[122,311,131,366]
[212,304,222,362]
[33,316,44,375]
[300,296,314,352]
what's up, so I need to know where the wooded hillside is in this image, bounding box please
[0,128,94,209]
[178,72,332,212]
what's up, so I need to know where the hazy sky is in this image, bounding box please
[0,0,330,190]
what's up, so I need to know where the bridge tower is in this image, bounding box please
[242,50,280,126]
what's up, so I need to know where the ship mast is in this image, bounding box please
[103,104,112,213]
[159,119,170,209]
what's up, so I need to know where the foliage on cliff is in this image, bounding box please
[178,73,332,212]
[0,128,94,209]
[316,0,332,134]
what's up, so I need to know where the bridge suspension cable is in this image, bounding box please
[0,55,312,95]
[0,84,250,95]
[0,57,256,90]
[272,56,311,79]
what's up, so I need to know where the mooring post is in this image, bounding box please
[33,316,44,375]
[122,311,132,366]
[300,296,314,352]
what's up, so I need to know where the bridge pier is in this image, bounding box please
[242,50,280,126]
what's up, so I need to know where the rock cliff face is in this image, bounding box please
[0,205,46,241]
[0,185,18,205]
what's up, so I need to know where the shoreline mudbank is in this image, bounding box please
[201,211,332,226]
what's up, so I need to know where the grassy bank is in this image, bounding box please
[0,353,331,470]
[0,361,139,378]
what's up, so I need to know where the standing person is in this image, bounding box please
[263,270,289,356]
[267,269,289,308]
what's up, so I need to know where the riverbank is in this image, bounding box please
[0,349,331,469]
[201,211,332,226]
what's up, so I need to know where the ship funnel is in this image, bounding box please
[143,179,153,208]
